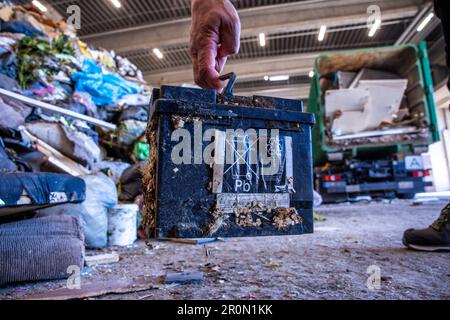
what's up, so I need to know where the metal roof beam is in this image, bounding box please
[83,0,425,54]
[144,53,318,86]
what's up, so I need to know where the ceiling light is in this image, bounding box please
[153,48,164,59]
[110,0,122,9]
[368,19,381,37]
[309,71,315,78]
[32,0,48,12]
[264,75,269,81]
[269,75,290,82]
[259,33,266,47]
[417,12,434,32]
[318,25,327,42]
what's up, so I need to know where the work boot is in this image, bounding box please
[403,203,450,252]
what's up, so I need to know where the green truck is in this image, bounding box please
[308,42,440,202]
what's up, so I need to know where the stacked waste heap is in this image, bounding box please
[0,3,150,286]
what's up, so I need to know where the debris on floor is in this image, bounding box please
[84,253,120,267]
[159,238,224,245]
[164,272,204,285]
[22,276,163,301]
[314,212,327,222]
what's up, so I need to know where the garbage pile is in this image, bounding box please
[0,3,150,285]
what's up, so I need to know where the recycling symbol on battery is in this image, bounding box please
[223,136,259,181]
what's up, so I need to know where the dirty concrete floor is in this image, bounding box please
[1,200,449,300]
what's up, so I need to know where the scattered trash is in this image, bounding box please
[72,59,142,107]
[84,253,120,267]
[314,212,327,222]
[119,162,145,202]
[164,272,204,285]
[159,238,223,245]
[313,190,323,208]
[412,198,441,206]
[349,196,372,203]
[22,276,164,300]
[202,263,221,273]
[265,261,283,270]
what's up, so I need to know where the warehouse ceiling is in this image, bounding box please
[45,0,307,36]
[14,0,441,99]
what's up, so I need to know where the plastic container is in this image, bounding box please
[108,204,138,246]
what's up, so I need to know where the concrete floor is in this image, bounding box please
[0,199,449,300]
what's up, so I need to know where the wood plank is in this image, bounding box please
[22,276,164,300]
[84,253,120,267]
[22,129,90,177]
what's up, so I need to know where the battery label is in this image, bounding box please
[216,193,291,213]
[212,130,293,194]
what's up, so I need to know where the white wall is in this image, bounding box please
[428,87,450,191]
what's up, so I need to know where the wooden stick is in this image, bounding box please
[0,88,117,131]
[21,276,163,300]
[22,129,90,177]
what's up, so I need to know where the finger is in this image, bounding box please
[219,10,241,57]
[216,55,227,74]
[191,53,204,88]
[198,42,225,90]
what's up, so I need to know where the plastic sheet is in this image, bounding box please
[72,59,142,106]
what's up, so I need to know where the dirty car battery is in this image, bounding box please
[144,73,316,238]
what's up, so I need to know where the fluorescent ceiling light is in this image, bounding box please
[318,25,327,42]
[417,12,434,32]
[153,48,164,59]
[264,75,269,81]
[110,0,122,8]
[309,71,315,78]
[32,0,48,12]
[368,19,381,37]
[259,33,266,47]
[269,75,290,82]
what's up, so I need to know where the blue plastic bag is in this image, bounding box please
[72,59,142,106]
[1,20,45,38]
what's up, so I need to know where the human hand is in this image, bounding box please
[190,0,241,90]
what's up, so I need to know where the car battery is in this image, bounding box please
[143,74,316,238]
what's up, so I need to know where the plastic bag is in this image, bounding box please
[0,96,32,129]
[117,120,147,146]
[80,173,118,248]
[72,59,142,106]
[1,20,45,38]
[313,190,323,208]
[96,161,131,184]
[119,162,144,202]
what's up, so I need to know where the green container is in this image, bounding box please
[307,42,440,167]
